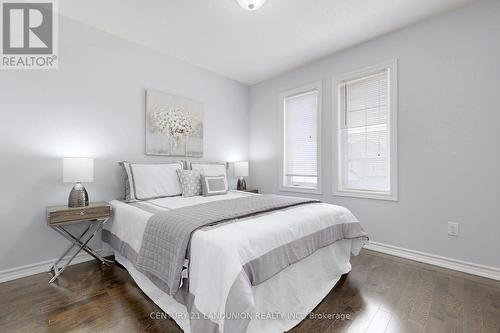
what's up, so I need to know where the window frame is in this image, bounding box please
[279,81,323,195]
[332,60,398,201]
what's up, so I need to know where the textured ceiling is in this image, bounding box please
[60,0,475,85]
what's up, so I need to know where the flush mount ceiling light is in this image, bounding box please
[236,0,268,11]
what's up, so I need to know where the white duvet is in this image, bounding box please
[105,191,365,333]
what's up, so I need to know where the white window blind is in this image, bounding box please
[338,68,391,193]
[283,89,319,189]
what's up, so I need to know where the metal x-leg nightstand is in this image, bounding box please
[46,202,114,283]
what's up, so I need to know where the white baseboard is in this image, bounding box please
[0,249,114,284]
[364,241,500,281]
[3,242,499,283]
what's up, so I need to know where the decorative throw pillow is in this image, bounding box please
[190,162,228,191]
[177,169,202,197]
[200,175,228,196]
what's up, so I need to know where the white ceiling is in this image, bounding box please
[60,0,475,85]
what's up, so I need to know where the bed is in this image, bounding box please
[103,190,367,333]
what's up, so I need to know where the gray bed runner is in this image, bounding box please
[135,194,320,296]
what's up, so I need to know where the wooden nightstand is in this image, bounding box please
[46,202,113,283]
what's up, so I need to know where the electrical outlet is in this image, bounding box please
[448,222,460,237]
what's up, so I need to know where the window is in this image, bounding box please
[334,61,398,200]
[281,82,322,193]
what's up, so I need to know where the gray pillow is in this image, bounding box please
[201,175,228,196]
[176,169,202,197]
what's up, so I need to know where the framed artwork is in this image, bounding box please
[145,89,203,157]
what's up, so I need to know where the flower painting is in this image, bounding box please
[146,90,203,156]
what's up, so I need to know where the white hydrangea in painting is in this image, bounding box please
[151,105,196,139]
[146,90,203,156]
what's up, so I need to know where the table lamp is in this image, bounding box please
[63,157,94,208]
[234,161,249,191]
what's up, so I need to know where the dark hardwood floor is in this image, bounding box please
[1,249,499,333]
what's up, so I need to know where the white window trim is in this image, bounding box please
[332,60,398,201]
[279,81,323,195]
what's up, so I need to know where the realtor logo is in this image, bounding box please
[1,0,58,69]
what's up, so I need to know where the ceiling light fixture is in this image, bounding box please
[236,0,268,11]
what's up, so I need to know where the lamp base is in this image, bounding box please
[237,177,247,191]
[68,183,89,208]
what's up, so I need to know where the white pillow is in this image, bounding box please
[190,163,228,190]
[121,162,136,201]
[123,162,183,201]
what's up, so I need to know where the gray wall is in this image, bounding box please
[0,17,249,271]
[249,0,500,268]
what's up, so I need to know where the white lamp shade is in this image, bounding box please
[234,161,249,177]
[63,158,94,183]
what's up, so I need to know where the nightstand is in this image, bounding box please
[244,189,259,194]
[46,201,113,283]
